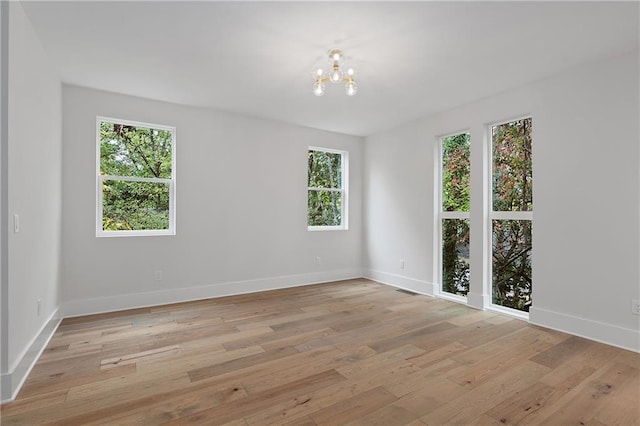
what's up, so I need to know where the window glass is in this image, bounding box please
[492,119,533,212]
[442,133,470,212]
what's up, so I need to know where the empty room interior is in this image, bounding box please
[1,1,639,424]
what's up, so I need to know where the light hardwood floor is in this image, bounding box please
[1,279,638,425]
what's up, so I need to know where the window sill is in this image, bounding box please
[307,226,348,232]
[96,230,175,238]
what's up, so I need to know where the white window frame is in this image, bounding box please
[487,115,533,319]
[96,116,176,237]
[307,146,349,231]
[436,131,471,303]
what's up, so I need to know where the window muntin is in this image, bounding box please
[97,117,175,237]
[307,147,348,230]
[490,118,532,312]
[440,132,470,297]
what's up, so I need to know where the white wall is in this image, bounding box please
[62,86,363,315]
[2,1,62,401]
[364,51,640,351]
[0,0,9,401]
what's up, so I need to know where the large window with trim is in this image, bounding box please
[490,117,533,312]
[439,132,471,297]
[307,147,348,230]
[97,117,176,237]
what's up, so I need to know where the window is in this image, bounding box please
[490,117,533,312]
[307,147,348,230]
[97,117,175,237]
[439,132,471,297]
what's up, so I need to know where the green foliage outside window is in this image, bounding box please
[442,219,470,296]
[308,150,343,227]
[492,118,533,311]
[442,133,470,212]
[441,133,471,296]
[493,119,533,212]
[492,219,532,311]
[100,121,173,231]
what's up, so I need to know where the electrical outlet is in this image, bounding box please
[37,299,41,316]
[399,259,405,269]
[632,299,640,315]
[315,256,322,266]
[154,270,163,281]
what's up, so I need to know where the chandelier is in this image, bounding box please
[312,49,357,97]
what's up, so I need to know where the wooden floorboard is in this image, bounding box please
[1,279,638,425]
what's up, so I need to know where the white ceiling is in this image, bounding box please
[21,1,639,136]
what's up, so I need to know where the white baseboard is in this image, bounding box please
[363,269,435,296]
[63,268,363,318]
[1,308,62,403]
[529,306,640,353]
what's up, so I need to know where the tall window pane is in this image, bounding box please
[442,133,470,212]
[492,219,532,311]
[491,118,532,312]
[492,119,533,211]
[440,132,470,297]
[442,218,470,296]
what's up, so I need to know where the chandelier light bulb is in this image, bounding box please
[313,80,325,96]
[311,48,357,96]
[330,67,343,83]
[345,81,357,96]
[328,49,343,62]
